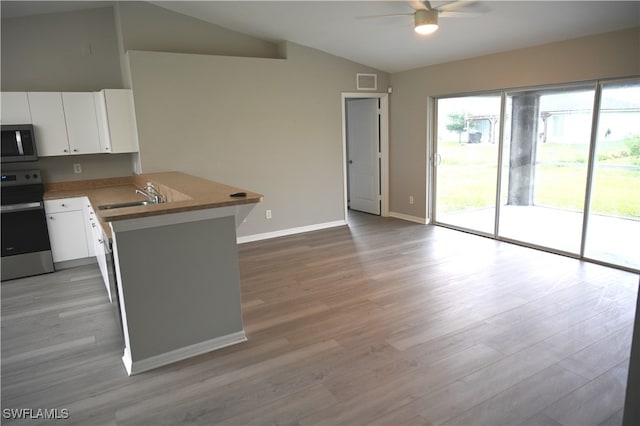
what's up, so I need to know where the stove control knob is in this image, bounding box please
[32,173,39,179]
[24,174,30,179]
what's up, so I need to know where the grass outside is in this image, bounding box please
[436,140,640,219]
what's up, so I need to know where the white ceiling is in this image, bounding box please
[153,1,640,72]
[2,1,639,73]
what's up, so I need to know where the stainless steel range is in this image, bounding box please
[1,170,54,281]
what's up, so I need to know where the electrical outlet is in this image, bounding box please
[265,209,272,220]
[409,195,414,205]
[73,163,82,174]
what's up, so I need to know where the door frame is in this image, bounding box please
[341,92,389,220]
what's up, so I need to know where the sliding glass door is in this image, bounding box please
[584,80,640,270]
[434,95,501,234]
[498,86,594,254]
[432,78,640,272]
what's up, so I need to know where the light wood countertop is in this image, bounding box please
[44,172,263,239]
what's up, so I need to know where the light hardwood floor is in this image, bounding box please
[2,211,638,425]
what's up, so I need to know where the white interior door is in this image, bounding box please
[347,98,380,215]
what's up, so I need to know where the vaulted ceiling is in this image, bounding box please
[3,1,639,73]
[153,1,640,72]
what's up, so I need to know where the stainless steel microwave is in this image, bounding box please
[1,124,38,163]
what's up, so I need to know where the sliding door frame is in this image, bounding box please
[493,92,507,238]
[579,82,603,258]
[429,89,503,238]
[427,96,436,224]
[581,76,640,273]
[429,77,639,273]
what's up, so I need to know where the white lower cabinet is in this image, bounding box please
[94,233,109,299]
[83,200,97,257]
[84,199,112,300]
[45,196,113,300]
[44,198,90,263]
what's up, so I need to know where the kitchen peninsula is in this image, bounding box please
[44,172,262,375]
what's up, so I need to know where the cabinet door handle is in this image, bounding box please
[73,149,78,152]
[63,149,68,153]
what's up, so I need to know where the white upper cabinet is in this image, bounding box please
[94,89,139,153]
[0,92,32,124]
[94,92,110,153]
[4,90,138,156]
[27,92,101,156]
[28,92,70,156]
[62,92,101,155]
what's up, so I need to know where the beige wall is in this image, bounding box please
[0,3,284,184]
[117,2,390,237]
[127,43,389,237]
[389,27,640,219]
[113,2,279,88]
[1,7,131,182]
[1,7,122,92]
[115,2,278,59]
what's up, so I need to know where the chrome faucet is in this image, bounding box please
[135,182,165,204]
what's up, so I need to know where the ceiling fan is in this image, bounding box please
[361,1,486,35]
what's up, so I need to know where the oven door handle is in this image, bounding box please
[0,201,44,213]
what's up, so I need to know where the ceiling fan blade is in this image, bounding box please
[356,13,413,20]
[434,1,463,11]
[409,1,430,11]
[439,10,482,18]
[437,1,489,14]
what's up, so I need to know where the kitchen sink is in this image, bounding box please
[98,200,153,210]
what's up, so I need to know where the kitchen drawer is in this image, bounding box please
[44,197,84,213]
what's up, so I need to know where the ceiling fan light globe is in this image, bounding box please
[415,23,438,34]
[414,9,438,35]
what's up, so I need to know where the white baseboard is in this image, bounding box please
[237,220,347,244]
[388,212,429,224]
[123,331,247,376]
